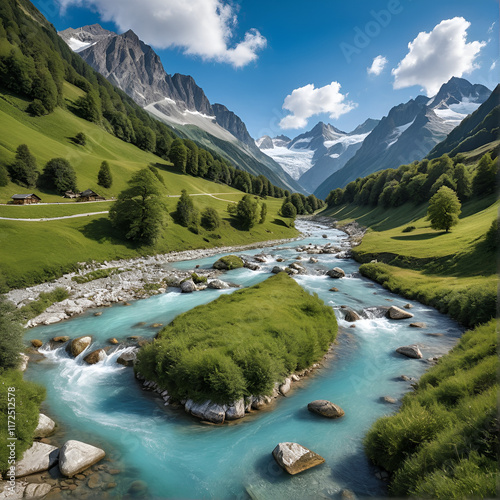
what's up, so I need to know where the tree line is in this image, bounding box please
[325,152,498,209]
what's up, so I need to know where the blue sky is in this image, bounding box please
[33,0,498,139]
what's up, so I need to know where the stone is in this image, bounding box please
[18,353,29,371]
[34,414,56,438]
[87,474,100,489]
[128,480,148,496]
[31,340,43,348]
[410,322,426,328]
[52,336,69,343]
[381,396,397,404]
[271,266,285,274]
[344,309,361,322]
[289,262,305,272]
[83,349,107,365]
[329,287,339,292]
[23,483,52,499]
[207,279,229,290]
[59,440,106,477]
[326,267,345,279]
[322,234,328,238]
[279,378,291,396]
[108,338,118,345]
[307,400,345,419]
[309,257,318,263]
[15,442,59,477]
[396,345,423,359]
[94,312,102,316]
[116,350,137,367]
[272,442,325,475]
[243,262,260,271]
[185,400,227,424]
[254,255,268,263]
[66,336,92,357]
[404,303,413,309]
[251,396,272,410]
[386,306,414,320]
[150,323,163,328]
[225,399,245,420]
[180,280,196,293]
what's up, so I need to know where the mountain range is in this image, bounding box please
[59,24,305,194]
[313,77,491,198]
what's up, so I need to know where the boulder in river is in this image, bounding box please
[344,309,361,322]
[52,336,70,343]
[386,306,414,320]
[15,442,59,477]
[207,279,229,290]
[272,442,325,475]
[396,345,422,359]
[66,336,92,357]
[410,322,426,328]
[185,400,227,424]
[180,280,196,293]
[34,413,56,438]
[243,262,260,271]
[83,348,107,365]
[272,266,285,274]
[117,350,137,367]
[59,440,105,477]
[327,267,345,279]
[307,400,345,418]
[31,339,43,348]
[213,255,243,270]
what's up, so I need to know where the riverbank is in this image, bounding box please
[6,236,303,328]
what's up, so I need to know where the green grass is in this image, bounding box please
[136,272,338,404]
[364,320,498,499]
[0,85,298,289]
[323,197,498,327]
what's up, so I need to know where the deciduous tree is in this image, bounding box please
[427,186,461,233]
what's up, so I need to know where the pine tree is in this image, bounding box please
[97,161,112,188]
[175,189,199,227]
[9,144,38,188]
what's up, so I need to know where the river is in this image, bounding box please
[23,220,462,499]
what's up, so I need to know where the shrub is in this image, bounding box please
[484,219,498,252]
[201,207,221,231]
[39,157,77,193]
[175,190,199,228]
[190,273,207,284]
[74,132,86,146]
[402,225,416,233]
[26,99,47,116]
[0,298,24,371]
[9,144,38,188]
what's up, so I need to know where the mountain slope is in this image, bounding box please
[257,119,379,193]
[427,84,500,159]
[315,78,491,198]
[59,24,304,193]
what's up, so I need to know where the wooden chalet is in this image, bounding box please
[64,190,80,199]
[11,193,41,205]
[79,189,105,202]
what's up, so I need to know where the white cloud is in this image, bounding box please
[488,22,496,34]
[279,82,357,130]
[367,55,388,76]
[392,17,485,96]
[57,0,266,67]
[490,60,497,71]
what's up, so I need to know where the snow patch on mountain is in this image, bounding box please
[67,37,95,52]
[386,119,416,149]
[261,146,315,180]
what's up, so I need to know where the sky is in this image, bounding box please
[33,0,499,140]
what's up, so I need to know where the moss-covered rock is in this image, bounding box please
[213,255,244,270]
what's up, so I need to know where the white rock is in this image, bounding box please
[15,442,59,477]
[23,483,52,499]
[225,399,245,420]
[207,279,229,290]
[33,414,55,438]
[272,442,325,475]
[279,378,291,396]
[18,353,29,372]
[387,306,414,320]
[396,345,423,359]
[180,280,196,293]
[59,440,105,477]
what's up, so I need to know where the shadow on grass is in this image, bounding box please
[271,218,290,228]
[152,162,182,176]
[80,218,138,248]
[391,232,444,242]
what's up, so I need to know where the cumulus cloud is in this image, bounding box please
[392,17,485,96]
[279,82,356,129]
[367,55,388,76]
[57,0,266,67]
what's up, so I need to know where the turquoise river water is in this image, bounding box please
[23,220,462,499]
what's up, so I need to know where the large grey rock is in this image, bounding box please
[251,395,272,410]
[271,266,285,274]
[396,345,423,359]
[185,400,227,424]
[180,280,196,293]
[59,440,105,477]
[15,442,59,477]
[307,400,345,418]
[66,336,92,357]
[327,267,345,278]
[386,306,414,320]
[279,378,291,396]
[272,442,325,475]
[243,262,260,271]
[116,350,137,367]
[225,399,245,420]
[207,279,229,290]
[23,483,52,499]
[33,414,55,438]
